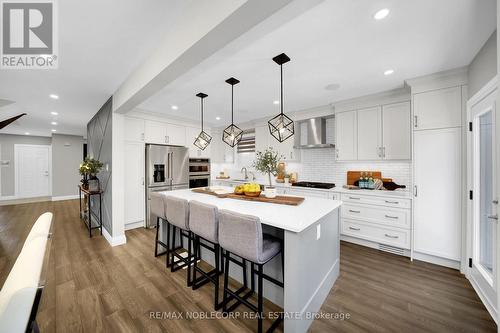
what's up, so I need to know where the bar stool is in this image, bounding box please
[151,192,168,257]
[165,196,196,286]
[219,210,284,333]
[189,200,224,310]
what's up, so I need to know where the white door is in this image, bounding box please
[469,88,497,316]
[124,142,145,227]
[357,106,382,160]
[382,102,411,160]
[413,86,462,130]
[15,145,51,198]
[413,128,462,260]
[335,111,357,161]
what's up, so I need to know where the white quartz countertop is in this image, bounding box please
[213,179,412,199]
[160,188,341,233]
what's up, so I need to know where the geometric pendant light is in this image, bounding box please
[193,92,212,150]
[268,53,294,142]
[222,77,243,147]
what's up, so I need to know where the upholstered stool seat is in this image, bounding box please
[219,210,284,333]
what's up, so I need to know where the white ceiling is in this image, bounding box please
[0,0,193,137]
[140,0,497,126]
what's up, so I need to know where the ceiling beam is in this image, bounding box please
[112,0,325,114]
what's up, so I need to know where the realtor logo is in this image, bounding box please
[1,0,58,69]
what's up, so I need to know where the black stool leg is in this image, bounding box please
[242,259,248,289]
[154,217,160,257]
[214,243,220,309]
[257,263,263,333]
[165,222,171,267]
[251,262,255,292]
[222,250,230,312]
[170,226,177,272]
[187,231,193,287]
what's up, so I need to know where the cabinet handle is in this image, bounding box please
[385,215,399,219]
[348,196,360,200]
[290,152,293,159]
[349,209,361,213]
[382,147,386,158]
[377,147,382,158]
[349,226,360,231]
[414,185,418,197]
[384,234,399,239]
[414,115,418,128]
[493,199,498,205]
[336,149,339,159]
[141,133,144,141]
[488,214,498,221]
[385,200,399,204]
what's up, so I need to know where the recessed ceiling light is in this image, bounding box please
[384,69,394,76]
[273,100,280,105]
[215,116,221,120]
[51,121,57,125]
[50,111,58,116]
[325,83,341,91]
[374,8,390,20]
[171,105,178,110]
[25,132,30,135]
[49,94,59,100]
[51,129,57,132]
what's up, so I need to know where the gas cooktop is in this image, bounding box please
[292,181,336,189]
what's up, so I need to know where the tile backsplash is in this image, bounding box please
[212,147,411,189]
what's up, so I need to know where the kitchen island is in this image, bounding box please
[158,188,341,333]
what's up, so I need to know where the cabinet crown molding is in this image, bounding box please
[405,66,468,94]
[332,88,410,114]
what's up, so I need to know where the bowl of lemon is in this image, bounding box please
[238,183,261,197]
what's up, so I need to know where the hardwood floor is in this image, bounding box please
[0,199,496,332]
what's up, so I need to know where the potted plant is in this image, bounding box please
[79,157,103,192]
[253,147,283,198]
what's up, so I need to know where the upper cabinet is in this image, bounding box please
[335,111,357,161]
[357,107,382,160]
[413,86,462,130]
[144,120,186,146]
[335,101,411,161]
[382,102,411,160]
[125,117,145,142]
[211,131,234,163]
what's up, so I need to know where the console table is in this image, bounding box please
[78,185,103,238]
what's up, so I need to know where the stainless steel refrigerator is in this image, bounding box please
[145,144,189,228]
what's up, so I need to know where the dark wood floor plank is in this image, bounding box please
[0,199,496,332]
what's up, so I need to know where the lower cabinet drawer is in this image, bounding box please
[342,204,410,229]
[342,219,410,249]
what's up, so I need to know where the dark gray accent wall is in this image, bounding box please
[87,97,113,235]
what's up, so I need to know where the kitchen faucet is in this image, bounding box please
[241,167,248,180]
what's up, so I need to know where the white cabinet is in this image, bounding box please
[283,187,329,199]
[357,107,382,160]
[144,120,186,146]
[186,126,211,158]
[125,117,145,142]
[144,121,166,144]
[335,111,357,160]
[255,126,270,153]
[382,102,411,159]
[413,86,462,130]
[413,127,462,260]
[166,124,186,146]
[211,131,234,163]
[124,142,145,227]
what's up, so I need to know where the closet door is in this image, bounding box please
[413,127,462,260]
[357,107,382,160]
[382,102,411,160]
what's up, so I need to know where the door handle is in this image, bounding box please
[414,115,418,128]
[488,214,498,221]
[493,199,498,205]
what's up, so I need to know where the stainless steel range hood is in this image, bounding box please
[293,117,335,149]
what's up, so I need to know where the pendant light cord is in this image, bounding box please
[231,84,234,124]
[280,64,284,115]
[200,97,204,131]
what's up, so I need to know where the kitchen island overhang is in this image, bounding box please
[156,188,341,333]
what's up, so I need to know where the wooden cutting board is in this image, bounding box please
[192,188,305,206]
[347,171,392,185]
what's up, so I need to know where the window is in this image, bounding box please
[237,129,255,153]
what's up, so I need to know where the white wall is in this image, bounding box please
[468,30,497,97]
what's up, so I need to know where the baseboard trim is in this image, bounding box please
[467,274,498,324]
[413,251,460,270]
[102,227,127,247]
[340,235,411,257]
[0,196,51,205]
[125,221,144,231]
[52,195,79,201]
